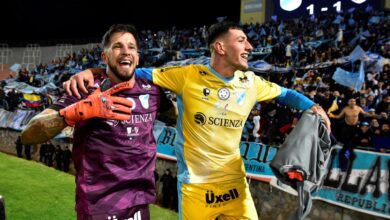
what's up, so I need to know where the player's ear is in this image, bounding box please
[214,41,225,55]
[135,56,139,66]
[101,51,108,64]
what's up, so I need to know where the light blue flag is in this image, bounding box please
[356,60,365,91]
[369,16,380,24]
[9,63,21,72]
[349,45,366,63]
[332,60,365,91]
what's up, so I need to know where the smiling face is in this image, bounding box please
[208,22,253,77]
[101,32,139,82]
[221,29,253,70]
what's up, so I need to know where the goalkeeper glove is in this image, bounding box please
[59,80,135,126]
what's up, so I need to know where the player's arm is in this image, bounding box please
[23,80,134,145]
[21,108,67,145]
[63,68,104,99]
[276,88,314,110]
[63,68,154,98]
[277,87,331,132]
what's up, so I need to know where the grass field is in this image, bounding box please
[0,152,178,220]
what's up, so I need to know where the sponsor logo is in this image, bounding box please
[239,76,248,83]
[127,126,139,138]
[218,88,230,100]
[139,94,149,109]
[142,84,151,90]
[205,188,239,204]
[159,66,180,72]
[237,73,253,89]
[106,113,153,126]
[194,112,243,128]
[194,112,206,125]
[107,210,141,220]
[122,114,153,124]
[215,102,229,110]
[203,88,210,97]
[107,215,118,220]
[126,97,136,110]
[199,70,207,76]
[208,117,243,127]
[236,91,246,106]
[215,102,229,116]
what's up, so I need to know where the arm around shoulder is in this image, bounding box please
[63,68,104,98]
[21,108,67,145]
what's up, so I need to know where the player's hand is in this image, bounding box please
[59,80,135,126]
[311,104,331,133]
[63,69,97,99]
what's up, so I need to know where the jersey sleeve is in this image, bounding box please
[135,68,153,81]
[254,76,282,102]
[277,88,315,110]
[151,66,190,95]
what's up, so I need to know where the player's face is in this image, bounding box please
[102,32,139,82]
[222,29,253,70]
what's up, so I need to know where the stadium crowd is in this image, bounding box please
[0,9,389,157]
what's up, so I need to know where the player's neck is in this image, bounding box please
[210,59,235,79]
[107,71,136,84]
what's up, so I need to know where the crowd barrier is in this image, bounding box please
[156,126,390,219]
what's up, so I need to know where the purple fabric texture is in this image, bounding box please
[54,75,162,215]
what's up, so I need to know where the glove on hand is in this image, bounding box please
[59,80,135,126]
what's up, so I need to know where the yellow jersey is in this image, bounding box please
[152,64,282,183]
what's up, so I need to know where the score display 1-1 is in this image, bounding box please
[275,0,379,19]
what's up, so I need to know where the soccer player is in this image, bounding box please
[21,24,173,220]
[64,21,330,219]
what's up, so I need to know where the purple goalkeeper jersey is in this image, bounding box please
[53,74,170,215]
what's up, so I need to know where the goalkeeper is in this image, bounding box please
[21,24,174,220]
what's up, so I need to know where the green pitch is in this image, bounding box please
[0,152,177,220]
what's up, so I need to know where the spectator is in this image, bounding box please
[62,146,72,173]
[39,142,47,163]
[354,121,374,150]
[54,145,63,170]
[46,141,55,167]
[160,169,174,208]
[24,144,31,160]
[373,122,390,153]
[15,136,23,158]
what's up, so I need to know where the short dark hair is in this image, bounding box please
[102,24,138,49]
[206,21,243,48]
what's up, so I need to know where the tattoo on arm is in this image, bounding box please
[21,109,67,145]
